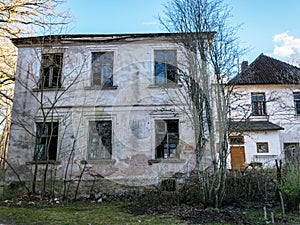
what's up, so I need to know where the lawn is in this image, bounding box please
[0,200,299,225]
[0,202,184,225]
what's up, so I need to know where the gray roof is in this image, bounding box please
[229,54,300,85]
[229,120,284,132]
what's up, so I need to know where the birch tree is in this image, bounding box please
[160,0,244,207]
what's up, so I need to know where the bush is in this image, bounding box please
[278,163,300,210]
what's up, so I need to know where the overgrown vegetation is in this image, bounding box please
[1,167,300,224]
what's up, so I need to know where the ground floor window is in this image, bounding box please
[34,122,59,161]
[155,119,179,159]
[89,121,112,159]
[284,143,300,163]
[256,142,269,153]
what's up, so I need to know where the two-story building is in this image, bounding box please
[228,54,300,169]
[6,33,214,186]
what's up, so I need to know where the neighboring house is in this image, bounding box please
[228,54,300,170]
[6,33,214,185]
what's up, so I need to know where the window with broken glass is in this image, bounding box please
[294,92,300,115]
[92,52,114,87]
[34,122,59,161]
[251,93,266,116]
[154,50,177,85]
[89,121,112,159]
[40,54,63,88]
[155,119,179,159]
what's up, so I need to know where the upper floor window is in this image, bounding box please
[34,122,59,161]
[89,121,112,159]
[41,54,63,89]
[251,93,266,116]
[92,52,114,87]
[154,50,177,85]
[155,119,179,159]
[294,92,300,115]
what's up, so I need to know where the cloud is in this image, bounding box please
[273,32,300,62]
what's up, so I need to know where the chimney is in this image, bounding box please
[241,61,248,72]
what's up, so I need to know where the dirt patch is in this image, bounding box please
[125,203,254,224]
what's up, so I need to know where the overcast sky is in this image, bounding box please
[65,0,300,65]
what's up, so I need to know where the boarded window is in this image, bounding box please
[34,122,59,161]
[251,93,266,116]
[256,142,269,153]
[155,119,179,159]
[41,54,63,88]
[92,52,113,87]
[89,121,112,159]
[294,93,300,115]
[154,50,177,85]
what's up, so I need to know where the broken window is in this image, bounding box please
[293,92,300,115]
[40,54,63,88]
[34,122,59,161]
[92,52,113,87]
[256,142,268,153]
[284,143,300,163]
[155,119,179,159]
[251,93,266,116]
[89,121,112,159]
[154,50,177,85]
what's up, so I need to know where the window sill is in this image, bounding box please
[148,158,185,165]
[84,85,118,90]
[148,84,182,89]
[26,160,60,165]
[82,159,116,165]
[32,87,65,92]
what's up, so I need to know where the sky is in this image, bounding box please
[65,0,300,65]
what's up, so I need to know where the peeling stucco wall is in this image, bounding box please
[6,37,201,184]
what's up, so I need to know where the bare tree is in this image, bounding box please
[160,0,244,207]
[0,0,70,170]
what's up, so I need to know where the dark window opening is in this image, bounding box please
[92,52,113,87]
[155,119,179,159]
[161,178,176,191]
[154,50,177,85]
[41,54,63,88]
[294,93,300,115]
[34,122,59,161]
[251,93,266,116]
[229,136,244,145]
[89,121,112,159]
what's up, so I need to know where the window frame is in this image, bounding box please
[91,52,114,87]
[251,92,266,116]
[155,119,179,159]
[256,142,269,153]
[34,122,59,162]
[88,120,113,160]
[40,53,63,89]
[229,136,244,145]
[154,50,178,85]
[293,92,300,115]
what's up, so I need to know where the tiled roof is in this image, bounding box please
[229,120,284,132]
[229,54,300,85]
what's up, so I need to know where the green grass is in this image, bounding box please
[0,202,185,225]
